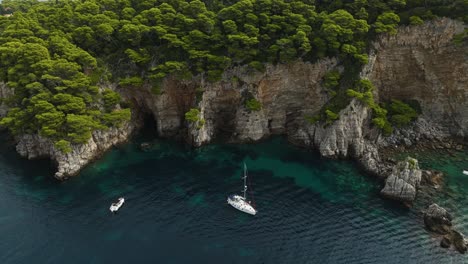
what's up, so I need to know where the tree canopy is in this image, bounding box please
[0,0,465,150]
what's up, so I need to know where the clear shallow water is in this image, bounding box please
[0,135,467,264]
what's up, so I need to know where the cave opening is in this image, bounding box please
[135,111,159,142]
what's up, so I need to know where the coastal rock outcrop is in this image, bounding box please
[380,157,422,203]
[424,204,467,254]
[16,122,135,180]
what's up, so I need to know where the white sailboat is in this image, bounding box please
[227,163,257,215]
[463,170,468,176]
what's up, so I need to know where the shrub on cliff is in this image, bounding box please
[245,99,262,111]
[325,109,339,124]
[55,139,72,154]
[387,99,419,127]
[409,16,424,26]
[185,108,205,129]
[347,79,393,135]
[185,108,201,123]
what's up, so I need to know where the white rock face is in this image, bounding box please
[16,122,135,180]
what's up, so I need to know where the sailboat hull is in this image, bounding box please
[227,195,257,215]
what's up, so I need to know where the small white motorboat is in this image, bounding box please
[109,197,125,213]
[227,163,257,215]
[463,170,468,176]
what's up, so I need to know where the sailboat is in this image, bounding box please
[227,163,257,215]
[463,170,468,176]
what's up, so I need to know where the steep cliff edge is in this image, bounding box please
[370,18,467,139]
[0,82,138,180]
[15,122,135,180]
[0,19,466,180]
[190,59,338,146]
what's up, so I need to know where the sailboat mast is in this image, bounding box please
[243,163,247,199]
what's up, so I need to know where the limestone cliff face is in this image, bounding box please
[122,78,196,138]
[370,18,467,138]
[1,82,137,179]
[122,19,466,177]
[189,59,338,146]
[16,122,134,179]
[1,18,466,180]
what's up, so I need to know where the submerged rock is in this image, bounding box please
[440,236,451,248]
[380,157,422,203]
[421,170,444,188]
[140,142,152,152]
[424,204,467,254]
[451,230,467,254]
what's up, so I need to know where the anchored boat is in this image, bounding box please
[463,170,468,176]
[109,197,125,213]
[227,163,257,215]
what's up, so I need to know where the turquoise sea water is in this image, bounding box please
[0,134,467,263]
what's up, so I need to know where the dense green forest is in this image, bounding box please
[0,0,466,152]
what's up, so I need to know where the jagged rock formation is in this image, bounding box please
[424,204,467,254]
[380,157,422,203]
[16,122,135,180]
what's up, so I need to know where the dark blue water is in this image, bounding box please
[0,136,467,263]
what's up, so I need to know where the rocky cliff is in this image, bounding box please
[0,18,466,179]
[127,19,465,177]
[16,122,135,180]
[370,18,468,139]
[0,82,137,180]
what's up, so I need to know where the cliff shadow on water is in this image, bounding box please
[0,131,57,184]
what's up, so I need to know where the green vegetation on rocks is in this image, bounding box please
[347,79,420,135]
[245,98,262,111]
[185,108,205,129]
[0,0,464,148]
